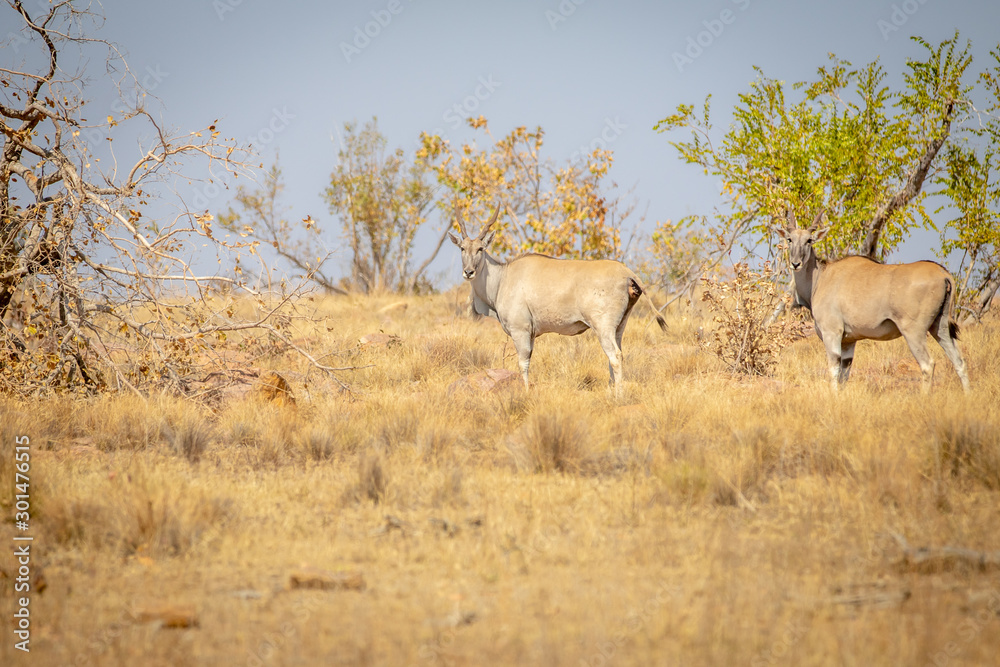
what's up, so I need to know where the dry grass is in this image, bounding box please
[2,288,1000,666]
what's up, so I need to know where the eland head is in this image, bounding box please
[782,208,828,272]
[448,205,500,281]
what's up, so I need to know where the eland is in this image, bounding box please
[776,209,970,393]
[449,204,667,394]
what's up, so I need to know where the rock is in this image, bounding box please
[133,604,199,628]
[288,567,366,591]
[448,368,521,394]
[255,371,295,406]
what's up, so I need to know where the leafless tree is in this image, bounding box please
[0,0,348,395]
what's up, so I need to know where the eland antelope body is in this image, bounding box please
[449,205,667,394]
[777,210,970,393]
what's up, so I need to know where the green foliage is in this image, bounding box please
[655,33,975,262]
[934,46,1000,321]
[937,146,1000,309]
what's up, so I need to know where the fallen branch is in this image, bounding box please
[891,532,1000,573]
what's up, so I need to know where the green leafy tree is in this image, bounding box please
[934,46,1000,323]
[322,118,434,294]
[655,33,974,263]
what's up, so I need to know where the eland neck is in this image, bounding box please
[793,253,823,311]
[471,252,506,309]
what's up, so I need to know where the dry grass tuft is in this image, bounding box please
[38,459,235,556]
[164,416,213,462]
[508,410,591,474]
[295,423,338,461]
[931,417,1000,489]
[353,447,389,504]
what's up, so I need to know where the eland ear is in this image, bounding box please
[482,229,496,247]
[775,226,789,240]
[812,226,829,243]
[448,231,461,246]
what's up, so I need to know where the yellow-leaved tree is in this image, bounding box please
[416,117,631,260]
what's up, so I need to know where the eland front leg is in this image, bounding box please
[511,329,535,389]
[840,341,856,384]
[821,327,848,391]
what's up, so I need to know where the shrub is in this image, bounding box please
[700,262,795,376]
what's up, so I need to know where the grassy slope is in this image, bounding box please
[2,288,999,666]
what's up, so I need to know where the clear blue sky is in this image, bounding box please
[74,0,1000,286]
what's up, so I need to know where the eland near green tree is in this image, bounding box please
[776,208,970,393]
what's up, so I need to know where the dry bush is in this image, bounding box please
[700,262,795,376]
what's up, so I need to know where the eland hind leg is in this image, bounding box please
[599,291,639,397]
[596,327,625,396]
[931,319,971,392]
[901,331,935,394]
